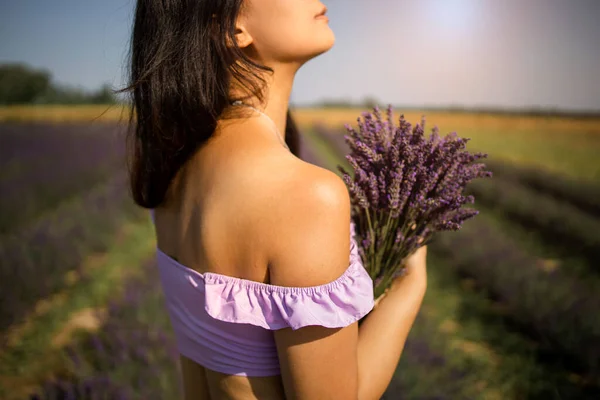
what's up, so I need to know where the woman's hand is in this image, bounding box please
[374,245,428,307]
[401,244,428,282]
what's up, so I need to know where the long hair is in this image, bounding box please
[119,0,301,209]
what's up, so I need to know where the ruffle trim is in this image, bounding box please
[157,218,372,330]
[203,221,372,330]
[202,260,373,330]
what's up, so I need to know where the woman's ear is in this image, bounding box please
[233,21,253,48]
[212,13,253,49]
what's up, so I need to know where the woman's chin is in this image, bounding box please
[283,33,335,65]
[309,33,336,58]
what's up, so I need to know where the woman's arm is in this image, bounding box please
[357,246,427,400]
[266,163,427,400]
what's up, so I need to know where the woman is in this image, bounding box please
[122,0,428,399]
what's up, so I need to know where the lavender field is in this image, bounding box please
[311,120,600,399]
[2,115,600,400]
[0,122,161,399]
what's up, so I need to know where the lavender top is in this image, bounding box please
[150,209,374,376]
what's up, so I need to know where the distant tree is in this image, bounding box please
[36,83,88,104]
[362,96,379,109]
[0,63,52,105]
[319,98,355,108]
[90,83,117,104]
[0,62,119,105]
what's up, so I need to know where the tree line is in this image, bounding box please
[0,63,118,105]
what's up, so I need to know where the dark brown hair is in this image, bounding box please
[119,0,300,209]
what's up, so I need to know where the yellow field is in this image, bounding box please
[2,105,599,132]
[292,107,600,133]
[0,105,131,124]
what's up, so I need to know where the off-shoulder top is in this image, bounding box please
[150,209,374,377]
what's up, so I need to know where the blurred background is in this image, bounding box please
[1,0,599,399]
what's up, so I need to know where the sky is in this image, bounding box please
[1,0,599,111]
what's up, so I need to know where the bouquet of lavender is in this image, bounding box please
[338,106,492,299]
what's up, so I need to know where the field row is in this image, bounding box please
[0,172,144,332]
[431,213,600,375]
[27,257,180,400]
[0,123,126,233]
[311,125,600,395]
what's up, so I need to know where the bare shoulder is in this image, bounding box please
[262,157,352,288]
[195,121,352,286]
[272,156,350,212]
[227,141,349,218]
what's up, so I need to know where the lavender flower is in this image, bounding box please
[336,105,492,299]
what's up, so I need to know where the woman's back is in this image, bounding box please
[154,118,289,284]
[153,119,295,399]
[152,119,373,399]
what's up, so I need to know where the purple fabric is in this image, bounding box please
[150,209,374,376]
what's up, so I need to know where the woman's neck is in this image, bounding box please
[235,63,298,138]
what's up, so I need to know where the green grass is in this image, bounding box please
[405,255,554,399]
[461,127,600,181]
[475,205,598,278]
[420,254,592,399]
[0,214,155,399]
[54,257,182,400]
